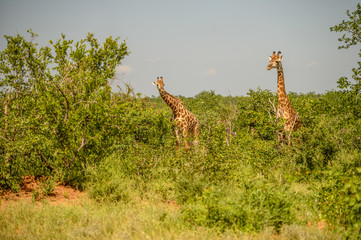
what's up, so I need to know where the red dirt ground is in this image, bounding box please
[0,176,85,206]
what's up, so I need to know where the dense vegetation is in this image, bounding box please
[1,4,361,239]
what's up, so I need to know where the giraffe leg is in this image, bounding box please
[287,136,291,146]
[277,129,285,147]
[284,123,293,146]
[173,125,180,147]
[286,132,292,146]
[182,128,190,150]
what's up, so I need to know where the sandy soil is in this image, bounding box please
[0,176,85,206]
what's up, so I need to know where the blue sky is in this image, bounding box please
[0,0,359,97]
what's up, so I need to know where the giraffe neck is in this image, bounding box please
[159,89,183,114]
[277,63,290,107]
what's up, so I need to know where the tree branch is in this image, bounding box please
[77,137,87,152]
[0,135,10,142]
[54,84,70,121]
[68,137,87,170]
[37,151,56,172]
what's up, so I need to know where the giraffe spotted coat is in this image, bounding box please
[267,51,302,145]
[153,77,199,149]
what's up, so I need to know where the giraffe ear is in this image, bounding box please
[152,81,157,86]
[279,56,283,61]
[268,56,272,61]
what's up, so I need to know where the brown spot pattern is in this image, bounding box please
[154,77,199,150]
[267,52,302,145]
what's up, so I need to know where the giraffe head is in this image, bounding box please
[267,51,283,70]
[152,77,165,91]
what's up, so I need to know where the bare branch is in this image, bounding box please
[73,120,84,131]
[77,137,87,152]
[68,137,87,170]
[37,151,56,171]
[71,100,98,108]
[0,135,10,142]
[54,84,70,121]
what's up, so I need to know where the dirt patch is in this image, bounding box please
[0,176,85,206]
[307,219,327,230]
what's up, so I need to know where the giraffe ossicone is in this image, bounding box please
[153,77,199,150]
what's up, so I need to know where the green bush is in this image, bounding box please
[87,156,136,203]
[318,158,361,238]
[0,31,132,189]
[182,180,295,233]
[236,88,278,140]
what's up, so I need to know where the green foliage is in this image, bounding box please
[182,181,295,233]
[330,3,361,118]
[39,177,57,196]
[318,163,361,239]
[89,85,359,238]
[238,88,278,140]
[0,31,134,189]
[87,160,135,203]
[330,3,361,50]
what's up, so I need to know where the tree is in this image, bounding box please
[330,3,361,117]
[0,30,133,189]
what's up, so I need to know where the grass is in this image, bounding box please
[0,196,340,240]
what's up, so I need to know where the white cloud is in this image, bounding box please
[115,65,134,74]
[203,68,216,76]
[146,57,160,62]
[306,61,319,67]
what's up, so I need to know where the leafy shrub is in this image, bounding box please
[236,88,278,140]
[288,113,360,175]
[87,157,136,203]
[182,180,295,233]
[39,177,58,196]
[318,164,361,238]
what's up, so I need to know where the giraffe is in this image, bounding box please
[266,51,302,145]
[152,77,199,150]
